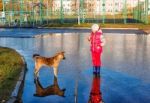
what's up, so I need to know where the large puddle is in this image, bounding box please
[0,29,150,103]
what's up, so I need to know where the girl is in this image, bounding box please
[88,24,106,74]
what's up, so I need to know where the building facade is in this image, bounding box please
[49,0,150,15]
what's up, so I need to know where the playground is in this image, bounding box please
[0,0,150,27]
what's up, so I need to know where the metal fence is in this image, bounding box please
[0,0,150,27]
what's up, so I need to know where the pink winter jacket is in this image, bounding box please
[90,30,103,53]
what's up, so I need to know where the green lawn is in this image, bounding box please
[42,23,150,30]
[0,47,23,102]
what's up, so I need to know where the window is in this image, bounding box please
[115,3,118,6]
[102,3,105,6]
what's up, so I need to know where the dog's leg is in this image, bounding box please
[34,64,40,80]
[35,70,39,77]
[34,69,40,83]
[34,69,37,83]
[53,67,58,77]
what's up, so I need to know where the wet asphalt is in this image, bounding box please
[0,29,150,103]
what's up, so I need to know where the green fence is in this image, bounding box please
[0,0,150,27]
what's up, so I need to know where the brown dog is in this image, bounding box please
[33,52,65,79]
[34,76,66,97]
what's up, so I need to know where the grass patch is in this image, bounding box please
[0,47,24,102]
[42,23,150,30]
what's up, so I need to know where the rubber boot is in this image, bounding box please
[93,66,96,74]
[96,66,101,76]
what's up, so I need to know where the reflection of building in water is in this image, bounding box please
[62,33,79,53]
[103,34,150,81]
[34,76,66,97]
[88,73,103,103]
[34,33,64,56]
[34,37,44,53]
[34,33,90,56]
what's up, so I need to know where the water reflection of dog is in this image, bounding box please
[88,73,104,103]
[34,76,66,97]
[33,52,65,79]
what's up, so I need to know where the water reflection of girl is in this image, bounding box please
[88,24,106,74]
[88,74,103,103]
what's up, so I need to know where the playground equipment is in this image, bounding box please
[0,0,150,27]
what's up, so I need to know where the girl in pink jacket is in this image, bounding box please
[88,24,106,74]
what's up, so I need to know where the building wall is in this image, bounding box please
[3,0,149,15]
[43,0,150,15]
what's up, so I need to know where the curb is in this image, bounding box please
[37,26,91,29]
[34,27,149,35]
[7,56,27,103]
[142,30,150,35]
[102,28,139,30]
[37,27,140,30]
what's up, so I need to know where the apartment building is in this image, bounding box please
[50,0,150,15]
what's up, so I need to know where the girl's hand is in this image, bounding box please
[101,43,105,46]
[98,29,102,33]
[100,35,106,46]
[88,36,91,41]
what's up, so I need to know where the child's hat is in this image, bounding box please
[91,24,99,31]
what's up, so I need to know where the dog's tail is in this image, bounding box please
[33,54,40,59]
